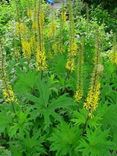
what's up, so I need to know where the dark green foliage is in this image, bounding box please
[90,6,117,32]
[84,0,117,10]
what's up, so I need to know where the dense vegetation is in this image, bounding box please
[0,0,117,155]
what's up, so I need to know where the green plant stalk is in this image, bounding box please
[77,40,84,95]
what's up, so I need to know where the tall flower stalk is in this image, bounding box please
[58,4,67,54]
[74,40,84,102]
[36,0,47,71]
[84,32,103,117]
[49,8,57,55]
[66,0,77,72]
[48,8,56,38]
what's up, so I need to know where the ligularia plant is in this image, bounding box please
[0,0,116,156]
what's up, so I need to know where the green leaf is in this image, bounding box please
[14,70,38,95]
[24,76,76,129]
[8,111,31,138]
[71,108,88,126]
[43,94,75,128]
[51,54,67,74]
[0,112,12,133]
[49,122,81,156]
[87,114,103,129]
[20,131,46,155]
[102,104,117,150]
[78,129,112,156]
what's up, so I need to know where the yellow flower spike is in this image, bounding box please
[108,35,117,64]
[48,8,56,38]
[69,42,78,57]
[74,89,83,102]
[66,0,77,72]
[40,12,45,26]
[61,9,67,22]
[2,85,17,103]
[16,22,27,35]
[74,42,84,102]
[108,50,117,65]
[30,36,36,49]
[36,49,47,71]
[21,40,31,59]
[36,4,45,52]
[66,58,75,72]
[27,9,33,19]
[32,21,38,31]
[84,82,100,115]
[48,22,57,37]
[84,32,102,116]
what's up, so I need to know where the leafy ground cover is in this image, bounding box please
[0,0,117,155]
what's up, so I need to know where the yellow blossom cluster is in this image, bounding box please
[40,11,45,27]
[84,82,100,115]
[30,36,36,50]
[66,40,77,72]
[21,40,31,59]
[36,49,47,71]
[48,22,57,37]
[61,9,67,22]
[83,34,102,116]
[16,22,27,35]
[27,9,33,19]
[108,50,117,65]
[66,41,77,72]
[2,85,17,103]
[32,21,38,31]
[66,58,75,72]
[74,89,83,102]
[66,0,77,72]
[69,41,77,57]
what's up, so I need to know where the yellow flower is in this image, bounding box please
[108,50,117,65]
[48,22,57,37]
[84,82,100,115]
[32,21,38,30]
[40,12,45,26]
[16,22,26,35]
[36,50,47,71]
[66,58,75,72]
[21,40,31,59]
[74,89,83,102]
[69,42,77,57]
[52,43,58,54]
[61,10,67,22]
[3,85,17,103]
[30,36,36,49]
[27,9,33,19]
